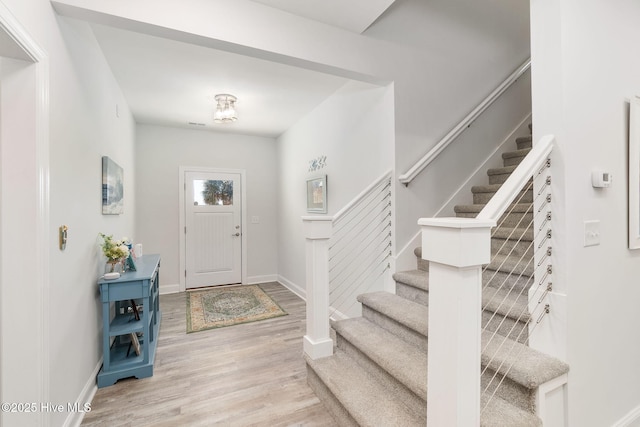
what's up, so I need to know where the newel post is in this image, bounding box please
[302,216,334,360]
[419,217,495,426]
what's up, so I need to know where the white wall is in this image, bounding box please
[0,1,137,425]
[51,0,532,256]
[135,124,278,288]
[276,81,394,295]
[531,1,640,426]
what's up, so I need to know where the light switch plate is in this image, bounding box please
[251,216,260,224]
[584,220,600,247]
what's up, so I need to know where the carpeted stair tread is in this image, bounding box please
[487,165,517,176]
[306,351,425,426]
[483,269,533,294]
[472,183,504,193]
[454,203,532,214]
[502,148,531,160]
[485,253,534,277]
[481,330,569,389]
[492,226,534,241]
[393,269,429,292]
[481,394,542,427]
[332,317,427,399]
[358,291,428,337]
[515,136,533,150]
[482,286,530,323]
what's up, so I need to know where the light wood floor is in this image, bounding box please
[82,282,337,427]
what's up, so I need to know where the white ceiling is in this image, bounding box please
[88,1,395,138]
[249,0,396,33]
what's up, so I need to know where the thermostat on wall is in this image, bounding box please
[591,170,612,188]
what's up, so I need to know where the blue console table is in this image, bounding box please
[97,254,161,388]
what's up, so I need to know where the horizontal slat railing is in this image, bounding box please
[399,59,531,186]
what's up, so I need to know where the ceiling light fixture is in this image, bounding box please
[213,94,238,124]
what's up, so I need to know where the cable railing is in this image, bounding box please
[476,136,554,414]
[399,58,531,186]
[329,172,392,319]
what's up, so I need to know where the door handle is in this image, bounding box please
[233,232,240,237]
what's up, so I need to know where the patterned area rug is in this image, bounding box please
[186,285,287,333]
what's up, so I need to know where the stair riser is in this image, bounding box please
[486,257,534,277]
[516,138,533,151]
[474,189,533,205]
[362,305,427,350]
[417,257,429,272]
[491,238,534,259]
[482,311,528,344]
[396,281,429,307]
[335,333,427,417]
[306,365,359,427]
[504,155,527,167]
[484,270,533,294]
[456,212,533,228]
[482,370,535,414]
[489,172,512,185]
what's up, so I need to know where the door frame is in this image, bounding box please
[179,166,247,292]
[0,3,50,426]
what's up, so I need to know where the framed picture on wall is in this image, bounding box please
[629,96,640,249]
[306,175,327,214]
[102,156,124,215]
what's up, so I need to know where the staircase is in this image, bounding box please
[305,131,569,426]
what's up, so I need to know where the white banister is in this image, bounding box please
[399,59,531,186]
[302,217,334,360]
[477,135,554,221]
[419,217,495,426]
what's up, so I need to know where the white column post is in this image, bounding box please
[302,216,334,360]
[419,217,495,427]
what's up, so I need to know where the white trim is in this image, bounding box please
[277,275,306,300]
[0,3,50,426]
[63,360,101,427]
[612,404,640,427]
[179,166,247,292]
[247,274,278,284]
[629,96,640,249]
[535,373,568,427]
[159,283,180,295]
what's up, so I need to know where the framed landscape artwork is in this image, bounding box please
[102,156,124,215]
[307,175,327,214]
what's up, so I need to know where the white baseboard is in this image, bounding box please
[247,274,278,284]
[63,359,101,427]
[612,405,640,427]
[159,283,180,295]
[277,275,306,300]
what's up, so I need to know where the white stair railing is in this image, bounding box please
[477,137,556,416]
[329,172,392,319]
[419,135,557,425]
[303,170,393,360]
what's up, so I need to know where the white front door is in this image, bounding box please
[185,171,242,288]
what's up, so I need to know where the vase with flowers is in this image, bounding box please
[99,233,131,273]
